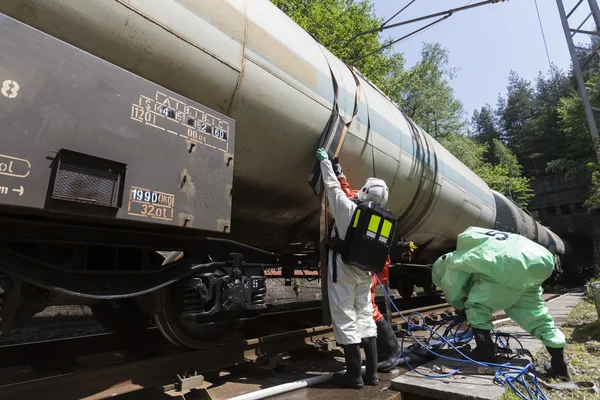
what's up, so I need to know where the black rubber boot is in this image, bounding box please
[332,343,364,389]
[376,318,402,372]
[544,346,571,380]
[361,336,379,385]
[469,328,497,363]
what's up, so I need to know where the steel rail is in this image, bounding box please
[0,290,571,399]
[0,294,445,368]
[0,302,451,400]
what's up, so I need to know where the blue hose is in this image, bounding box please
[374,275,547,400]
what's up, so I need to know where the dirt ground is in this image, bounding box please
[0,305,107,345]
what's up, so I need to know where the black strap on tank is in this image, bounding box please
[395,115,439,235]
[309,50,361,309]
[308,63,361,196]
[309,46,361,327]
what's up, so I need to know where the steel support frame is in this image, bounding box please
[556,0,600,161]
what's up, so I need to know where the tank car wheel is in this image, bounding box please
[91,301,152,334]
[153,251,243,349]
[422,283,436,295]
[153,283,242,349]
[399,280,414,299]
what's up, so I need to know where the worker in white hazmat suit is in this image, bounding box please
[316,148,390,389]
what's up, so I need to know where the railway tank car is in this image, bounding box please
[0,0,566,348]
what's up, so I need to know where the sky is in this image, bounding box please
[371,0,593,120]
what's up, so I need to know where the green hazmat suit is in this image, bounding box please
[432,226,566,348]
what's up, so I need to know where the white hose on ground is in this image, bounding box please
[226,367,362,400]
[227,358,409,400]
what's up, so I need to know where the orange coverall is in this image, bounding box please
[338,176,389,322]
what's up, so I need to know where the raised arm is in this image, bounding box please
[332,157,356,199]
[317,149,356,230]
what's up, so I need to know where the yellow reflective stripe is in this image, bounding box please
[381,220,392,238]
[353,209,361,228]
[368,215,381,233]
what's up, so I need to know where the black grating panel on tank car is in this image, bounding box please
[51,150,126,208]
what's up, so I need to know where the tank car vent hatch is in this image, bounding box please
[51,150,126,208]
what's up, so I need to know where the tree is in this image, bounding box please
[476,164,534,206]
[438,134,487,171]
[392,43,465,138]
[497,71,541,175]
[546,94,596,178]
[472,104,500,161]
[584,163,600,210]
[489,57,600,210]
[438,136,534,206]
[270,0,405,88]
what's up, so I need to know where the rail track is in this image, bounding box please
[0,289,573,400]
[0,294,443,367]
[0,296,449,400]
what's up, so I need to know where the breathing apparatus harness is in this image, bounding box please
[328,199,397,282]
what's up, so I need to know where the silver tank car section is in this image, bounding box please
[0,0,508,260]
[492,191,566,255]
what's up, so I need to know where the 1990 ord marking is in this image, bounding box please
[128,186,175,222]
[131,188,174,207]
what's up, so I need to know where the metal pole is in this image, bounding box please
[556,0,600,162]
[587,0,600,32]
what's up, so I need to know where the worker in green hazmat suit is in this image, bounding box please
[432,226,570,380]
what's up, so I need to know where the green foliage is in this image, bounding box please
[438,136,534,206]
[438,135,486,171]
[391,43,465,138]
[546,68,600,209]
[269,0,405,88]
[272,0,533,206]
[583,163,600,210]
[547,94,596,177]
[497,71,546,175]
[475,163,534,207]
[472,104,500,157]
[491,139,522,178]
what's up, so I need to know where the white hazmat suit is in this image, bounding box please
[320,159,388,345]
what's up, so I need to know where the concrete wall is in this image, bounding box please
[529,175,596,265]
[529,175,591,237]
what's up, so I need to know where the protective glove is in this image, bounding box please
[455,308,467,319]
[331,157,344,177]
[316,148,328,162]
